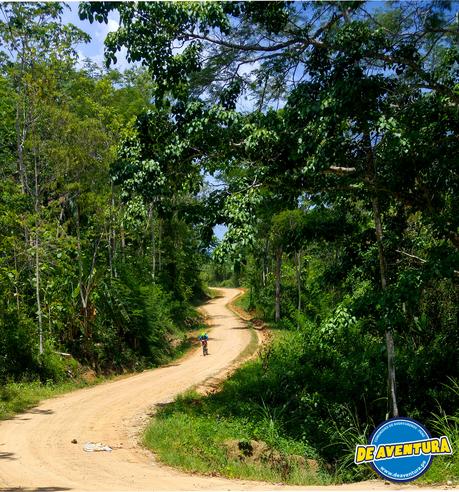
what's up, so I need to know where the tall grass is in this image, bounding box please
[143,389,332,485]
[419,378,459,484]
[329,405,377,482]
[328,380,459,484]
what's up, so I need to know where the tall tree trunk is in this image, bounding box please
[262,239,269,287]
[111,186,118,277]
[296,250,302,329]
[385,329,398,417]
[75,203,88,337]
[107,184,115,279]
[372,194,399,418]
[16,94,31,247]
[75,202,101,346]
[16,115,28,194]
[149,203,156,280]
[262,255,266,288]
[35,233,43,354]
[120,226,126,258]
[120,204,126,261]
[275,247,282,322]
[158,219,162,273]
[34,154,43,355]
[15,66,30,196]
[13,246,21,315]
[107,222,113,279]
[366,133,399,418]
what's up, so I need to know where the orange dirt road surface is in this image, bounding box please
[1,288,402,491]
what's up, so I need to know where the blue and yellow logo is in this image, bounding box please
[355,417,453,482]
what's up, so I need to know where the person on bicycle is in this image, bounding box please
[198,332,209,356]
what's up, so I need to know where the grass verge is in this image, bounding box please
[144,290,458,486]
[0,377,105,420]
[235,323,259,363]
[143,384,332,485]
[233,290,251,313]
[418,381,459,485]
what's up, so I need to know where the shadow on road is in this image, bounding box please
[27,408,54,415]
[0,451,16,460]
[7,407,54,422]
[0,488,72,491]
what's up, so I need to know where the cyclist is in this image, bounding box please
[198,332,209,356]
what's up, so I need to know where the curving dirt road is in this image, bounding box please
[0,288,390,491]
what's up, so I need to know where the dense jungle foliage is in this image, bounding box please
[1,0,458,481]
[0,3,207,382]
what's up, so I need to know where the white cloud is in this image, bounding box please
[92,15,134,72]
[94,17,120,41]
[75,49,104,71]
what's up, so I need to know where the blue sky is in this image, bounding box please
[61,2,132,71]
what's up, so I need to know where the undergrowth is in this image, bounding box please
[144,387,332,485]
[144,316,459,485]
[418,378,459,484]
[0,312,204,421]
[233,291,252,313]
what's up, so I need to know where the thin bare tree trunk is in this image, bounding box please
[372,194,399,417]
[262,239,269,287]
[15,66,30,196]
[158,219,162,273]
[35,233,43,354]
[149,203,156,280]
[275,247,282,322]
[107,222,113,279]
[296,250,302,329]
[75,203,101,338]
[16,115,28,193]
[16,96,31,248]
[366,133,399,418]
[120,223,126,259]
[110,185,117,277]
[386,330,398,416]
[13,246,21,315]
[33,154,43,354]
[75,203,88,337]
[75,204,84,300]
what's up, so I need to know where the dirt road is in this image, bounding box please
[0,288,389,491]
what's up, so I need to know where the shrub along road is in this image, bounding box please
[0,288,390,491]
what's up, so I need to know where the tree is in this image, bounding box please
[79,1,459,105]
[0,2,89,354]
[78,0,459,418]
[0,12,195,377]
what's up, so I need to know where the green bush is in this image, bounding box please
[144,389,331,485]
[36,345,68,382]
[0,312,37,381]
